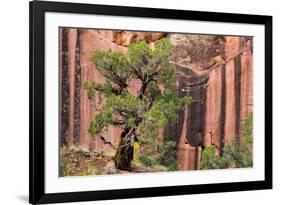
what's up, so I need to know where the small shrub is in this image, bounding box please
[139,140,178,171]
[200,145,229,169]
[139,154,155,167]
[200,113,253,170]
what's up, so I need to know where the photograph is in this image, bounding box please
[0,0,277,204]
[28,1,272,203]
[59,28,254,176]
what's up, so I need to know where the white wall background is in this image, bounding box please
[0,0,279,204]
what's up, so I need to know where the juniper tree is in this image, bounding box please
[84,38,192,171]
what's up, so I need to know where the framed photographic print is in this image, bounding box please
[29,0,272,204]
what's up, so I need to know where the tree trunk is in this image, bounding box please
[113,128,135,171]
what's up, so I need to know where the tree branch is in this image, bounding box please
[112,119,126,126]
[99,136,116,149]
[97,65,128,91]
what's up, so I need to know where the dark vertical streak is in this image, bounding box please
[179,77,188,144]
[73,30,81,144]
[199,76,207,146]
[220,64,226,153]
[194,147,198,170]
[60,28,69,146]
[234,53,241,139]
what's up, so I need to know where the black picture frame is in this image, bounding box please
[29,0,272,204]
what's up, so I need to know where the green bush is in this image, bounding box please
[139,140,179,171]
[139,154,155,167]
[200,113,253,170]
[200,145,230,169]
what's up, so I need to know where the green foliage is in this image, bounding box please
[200,145,230,169]
[88,92,147,136]
[242,113,253,145]
[200,113,253,170]
[88,108,113,135]
[138,140,178,171]
[137,90,191,144]
[84,81,118,99]
[129,41,152,66]
[92,50,130,88]
[223,113,253,168]
[153,38,173,59]
[155,140,179,171]
[223,138,252,168]
[139,155,155,167]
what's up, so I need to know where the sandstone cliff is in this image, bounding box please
[59,28,253,170]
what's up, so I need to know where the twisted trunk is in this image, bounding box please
[113,128,135,171]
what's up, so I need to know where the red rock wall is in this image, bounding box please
[60,30,253,170]
[77,29,128,152]
[67,29,77,147]
[224,37,240,143]
[174,36,253,170]
[203,64,223,150]
[240,38,253,138]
